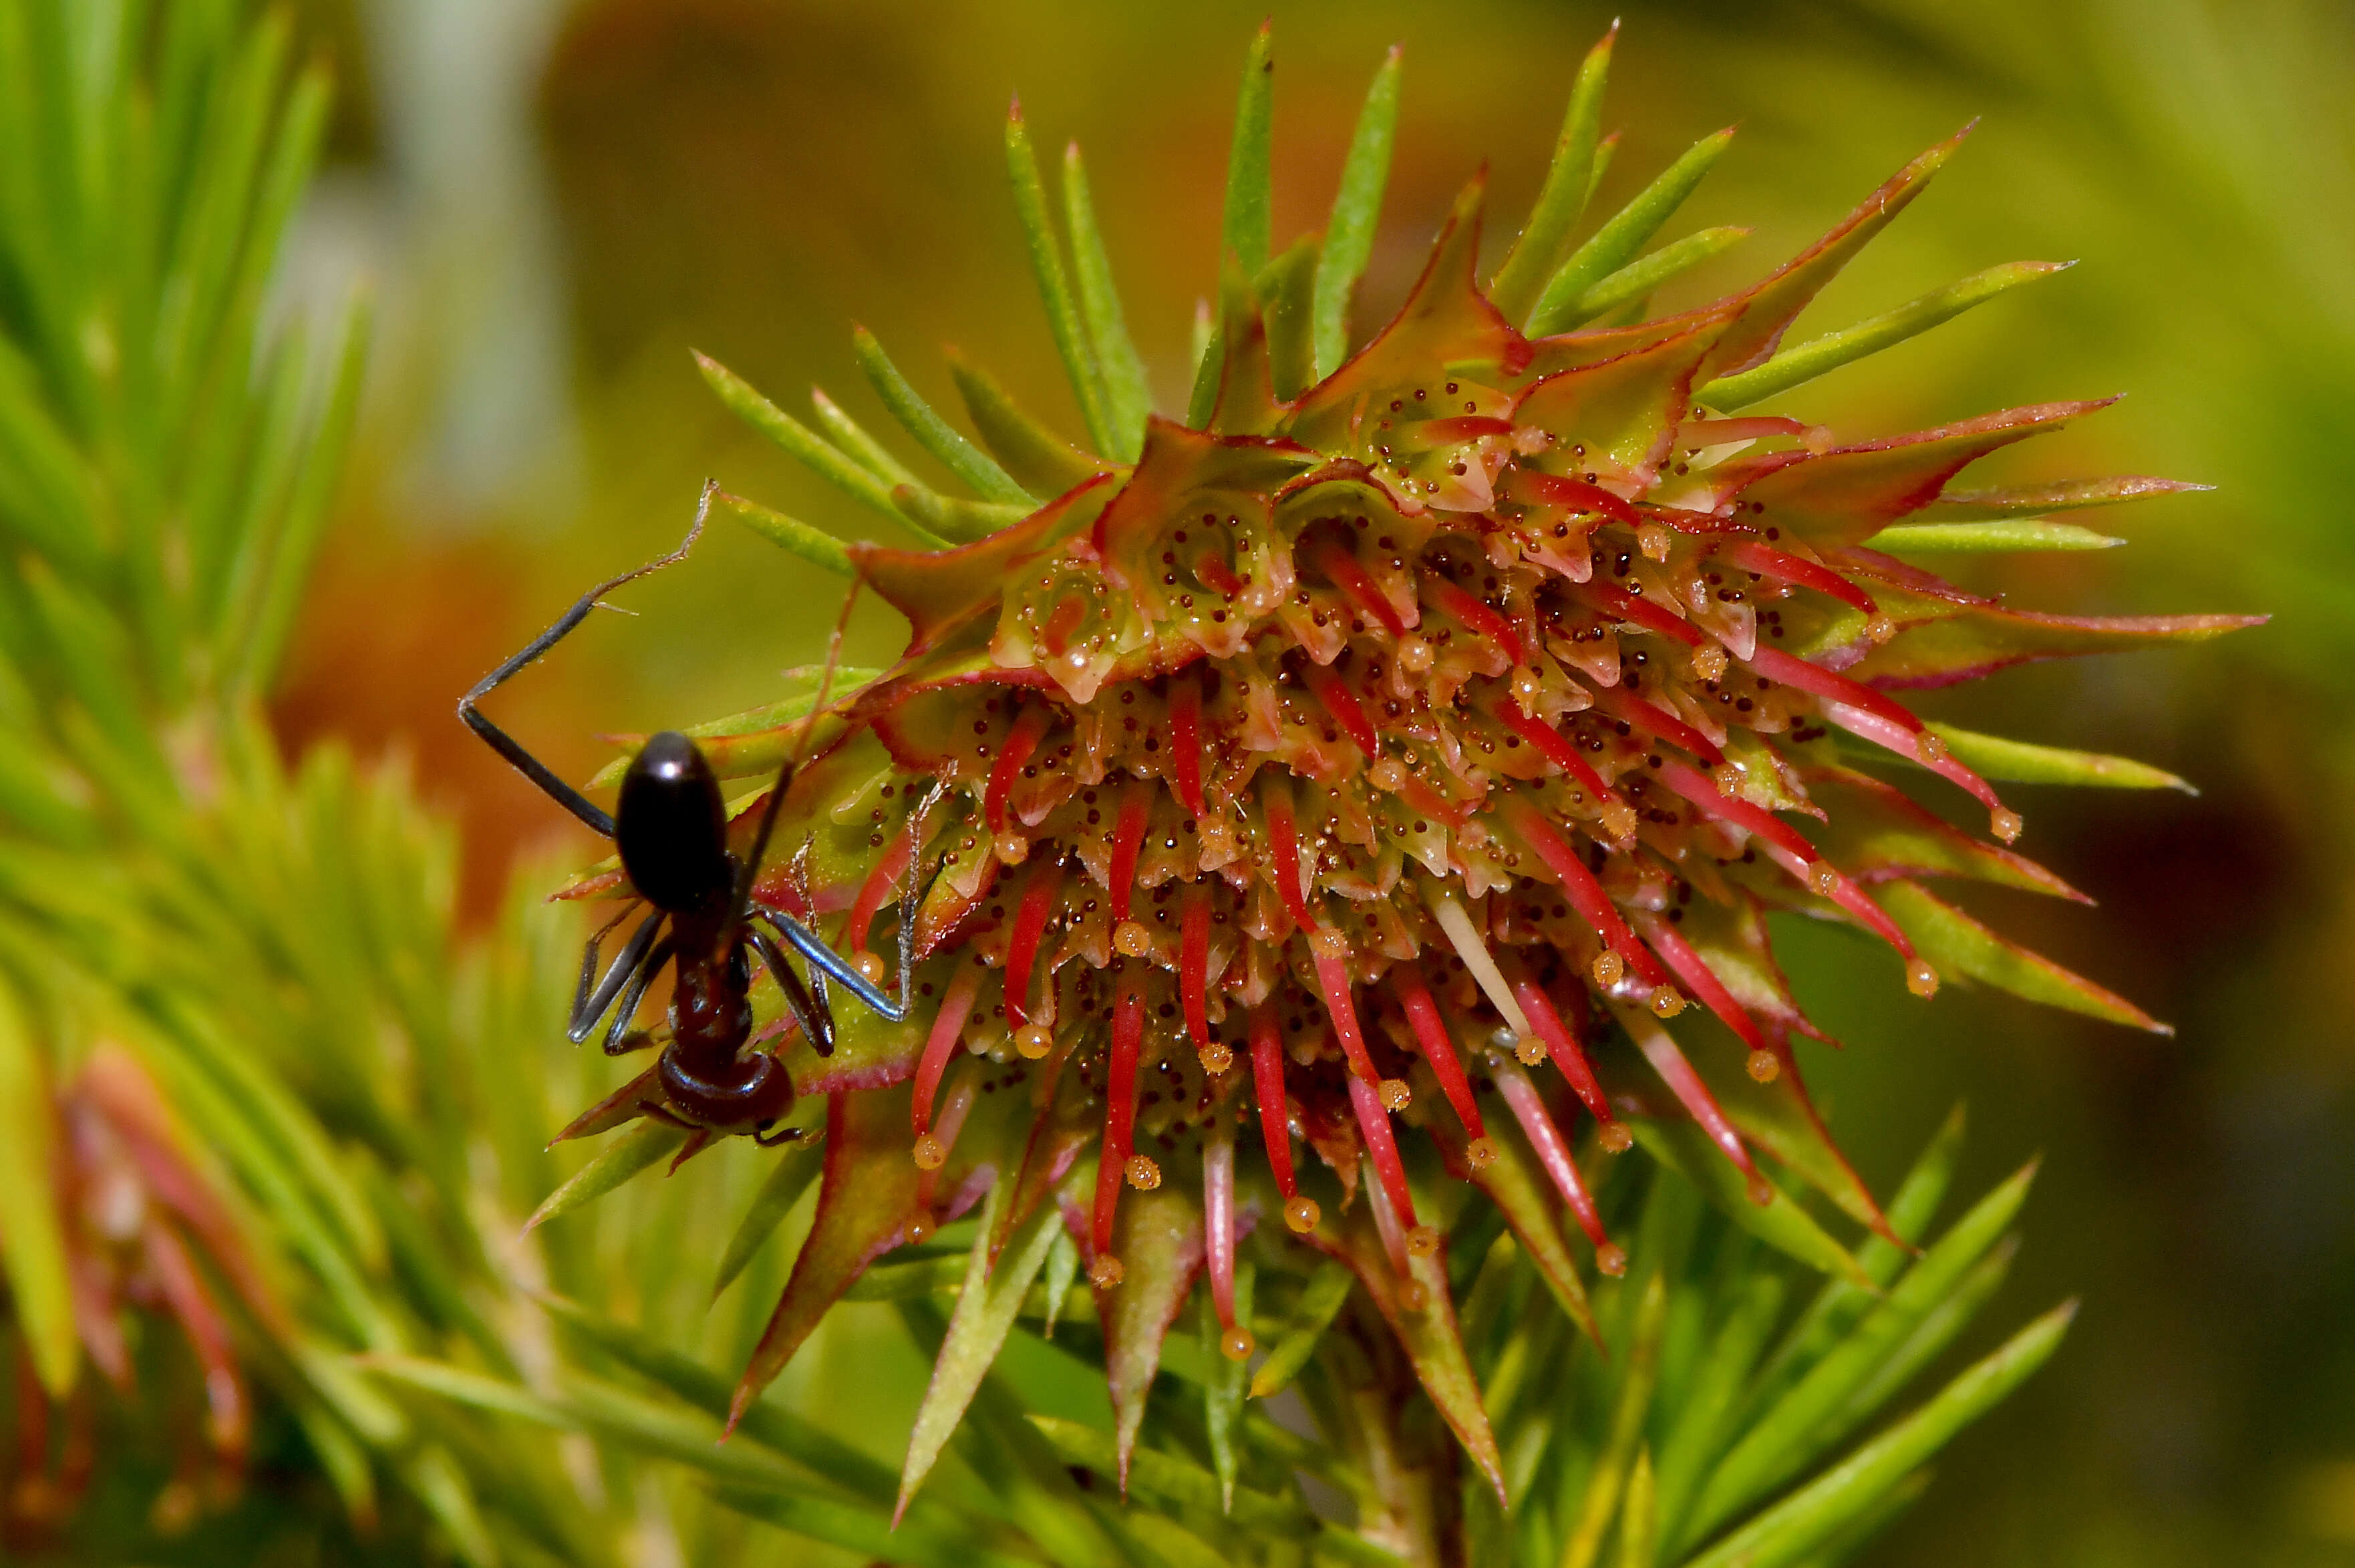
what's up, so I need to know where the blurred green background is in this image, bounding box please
[264,1,2352,1561]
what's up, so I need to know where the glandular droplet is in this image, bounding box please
[1285,1195,1321,1234]
[1596,1243,1629,1277]
[1592,950,1625,988]
[1125,1154,1162,1190]
[1466,1136,1499,1168]
[1113,919,1151,957]
[1015,1024,1054,1059]
[1221,1325,1257,1362]
[1090,1254,1124,1289]
[1599,1122,1634,1154]
[912,1134,947,1171]
[1746,1048,1780,1083]
[1906,958,1939,998]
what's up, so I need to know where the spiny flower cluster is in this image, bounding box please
[560,26,2252,1493]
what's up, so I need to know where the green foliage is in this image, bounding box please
[0,9,2133,1565]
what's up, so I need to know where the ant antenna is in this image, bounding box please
[726,567,868,948]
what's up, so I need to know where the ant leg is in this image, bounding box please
[753,1121,806,1148]
[603,939,675,1055]
[569,909,665,1044]
[748,928,834,1056]
[754,907,906,1023]
[456,483,714,837]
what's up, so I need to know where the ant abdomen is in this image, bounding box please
[658,1048,794,1134]
[617,732,732,915]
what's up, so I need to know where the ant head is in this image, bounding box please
[618,732,732,914]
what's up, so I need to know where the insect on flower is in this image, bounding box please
[528,24,2263,1497]
[458,484,912,1164]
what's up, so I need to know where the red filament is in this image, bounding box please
[1248,1004,1297,1198]
[985,703,1053,834]
[1503,960,1612,1124]
[1634,910,1766,1053]
[1002,860,1064,1029]
[912,961,982,1137]
[842,831,912,956]
[1300,659,1380,756]
[1314,951,1378,1083]
[1592,685,1724,765]
[1501,802,1669,987]
[1390,964,1486,1140]
[1307,539,1409,635]
[1168,671,1205,818]
[1579,579,1703,645]
[1348,1073,1421,1241]
[1494,700,1615,801]
[1107,783,1150,923]
[1511,470,1641,527]
[1422,575,1525,663]
[1261,779,1316,933]
[1179,897,1212,1050]
[1491,1060,1608,1247]
[1717,540,1877,616]
[1205,1122,1239,1331]
[1623,1007,1759,1179]
[1092,973,1144,1258]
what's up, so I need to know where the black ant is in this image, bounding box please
[458,485,909,1154]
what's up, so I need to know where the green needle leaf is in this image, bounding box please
[536,1293,903,1507]
[1561,1271,1664,1568]
[712,1139,823,1301]
[1249,1259,1354,1398]
[717,1488,1040,1568]
[0,983,75,1394]
[1529,126,1737,336]
[1921,722,2195,792]
[1691,1161,2040,1536]
[850,327,1034,505]
[1618,1446,1659,1568]
[1259,235,1321,402]
[809,385,918,487]
[1746,1106,1969,1423]
[1201,1261,1255,1511]
[1221,23,1275,281]
[716,491,853,577]
[891,482,1027,544]
[1062,142,1150,460]
[1682,1301,2076,1568]
[1698,260,2073,410]
[1549,225,1751,331]
[1877,879,2171,1032]
[242,289,371,694]
[897,1189,1066,1519]
[1631,1118,1871,1287]
[522,1120,687,1233]
[948,347,1114,496]
[1027,1414,1313,1533]
[1867,519,2123,553]
[694,350,903,522]
[1311,44,1402,381]
[1005,103,1116,456]
[1488,24,1615,323]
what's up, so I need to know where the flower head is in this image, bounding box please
[558,26,2257,1497]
